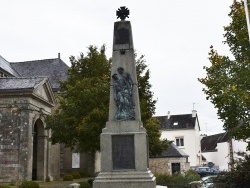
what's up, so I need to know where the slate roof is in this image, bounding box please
[10,58,69,91]
[156,114,199,130]
[162,143,189,158]
[201,132,228,152]
[152,143,189,158]
[0,77,46,92]
[0,55,19,77]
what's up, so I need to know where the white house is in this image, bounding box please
[201,132,250,171]
[155,110,202,167]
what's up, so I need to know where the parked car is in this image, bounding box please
[200,176,217,188]
[189,175,217,188]
[195,167,220,177]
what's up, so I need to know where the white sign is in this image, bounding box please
[72,153,80,168]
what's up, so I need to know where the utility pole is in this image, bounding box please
[244,0,250,44]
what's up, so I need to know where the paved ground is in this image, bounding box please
[1,179,168,188]
[0,178,92,188]
[39,178,92,188]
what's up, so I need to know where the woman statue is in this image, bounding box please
[112,67,135,121]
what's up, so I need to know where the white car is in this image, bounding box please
[200,176,217,188]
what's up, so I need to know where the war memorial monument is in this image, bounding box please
[93,7,156,188]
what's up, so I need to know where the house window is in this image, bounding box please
[172,163,180,174]
[176,137,184,146]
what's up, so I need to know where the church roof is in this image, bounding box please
[10,58,69,91]
[0,55,19,77]
[155,113,199,130]
[0,77,46,92]
[201,132,228,152]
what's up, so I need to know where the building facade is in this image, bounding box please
[201,132,250,171]
[155,110,202,167]
[0,55,68,182]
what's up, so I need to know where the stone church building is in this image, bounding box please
[0,54,69,182]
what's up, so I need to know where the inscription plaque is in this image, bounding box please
[115,28,130,44]
[112,135,135,169]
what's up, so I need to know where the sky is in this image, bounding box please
[0,0,235,135]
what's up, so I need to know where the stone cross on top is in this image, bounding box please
[116,6,129,20]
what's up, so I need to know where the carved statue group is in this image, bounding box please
[112,67,135,121]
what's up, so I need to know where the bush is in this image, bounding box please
[79,170,90,177]
[155,174,169,186]
[0,186,10,188]
[155,172,200,188]
[63,174,74,181]
[71,172,81,179]
[79,181,91,188]
[185,170,200,181]
[87,179,94,186]
[18,181,39,188]
[212,153,250,188]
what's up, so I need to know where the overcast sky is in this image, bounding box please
[1,0,234,135]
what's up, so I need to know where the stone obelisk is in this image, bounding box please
[93,7,156,188]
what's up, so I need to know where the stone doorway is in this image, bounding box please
[32,119,46,181]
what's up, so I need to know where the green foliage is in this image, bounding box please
[18,181,39,188]
[199,1,250,144]
[155,174,168,186]
[0,186,10,188]
[8,180,15,186]
[87,179,94,187]
[63,174,74,181]
[136,55,170,157]
[79,181,91,188]
[155,171,200,187]
[213,153,250,187]
[144,117,170,157]
[135,55,156,121]
[71,172,81,179]
[184,170,200,181]
[46,45,110,152]
[46,45,168,155]
[79,170,90,177]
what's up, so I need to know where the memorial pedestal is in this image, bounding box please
[93,121,156,188]
[94,171,155,188]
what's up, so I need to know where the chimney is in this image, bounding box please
[58,53,60,59]
[192,110,197,117]
[167,111,170,119]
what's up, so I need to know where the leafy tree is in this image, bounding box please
[213,153,250,188]
[136,55,156,122]
[46,46,168,156]
[136,54,169,156]
[199,1,250,144]
[46,45,110,152]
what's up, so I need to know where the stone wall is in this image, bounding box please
[149,157,190,175]
[0,98,30,183]
[60,145,92,176]
[48,142,60,181]
[0,96,60,183]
